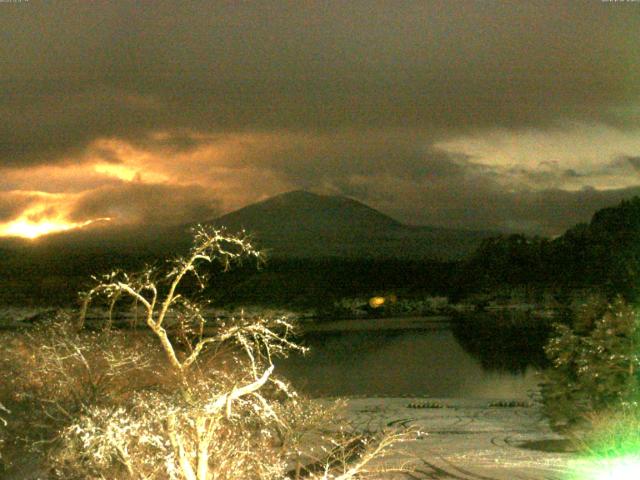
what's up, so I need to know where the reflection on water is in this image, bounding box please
[451,313,552,374]
[277,316,552,399]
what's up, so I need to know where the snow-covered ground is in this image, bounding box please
[333,397,575,479]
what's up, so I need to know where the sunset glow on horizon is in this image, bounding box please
[0,215,112,240]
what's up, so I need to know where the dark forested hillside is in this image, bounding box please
[464,197,640,300]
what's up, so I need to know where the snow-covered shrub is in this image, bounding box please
[0,314,163,472]
[541,297,640,434]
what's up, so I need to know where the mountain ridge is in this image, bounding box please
[213,190,402,234]
[209,190,496,259]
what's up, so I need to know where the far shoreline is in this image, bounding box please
[301,315,452,333]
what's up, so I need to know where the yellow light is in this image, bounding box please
[0,217,111,239]
[369,297,386,308]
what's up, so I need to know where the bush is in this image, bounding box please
[0,314,163,469]
[541,297,640,434]
[577,405,640,458]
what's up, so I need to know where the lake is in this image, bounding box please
[276,316,551,399]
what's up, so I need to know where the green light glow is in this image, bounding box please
[568,456,640,480]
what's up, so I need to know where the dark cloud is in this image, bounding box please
[1,1,639,167]
[0,86,163,167]
[1,1,639,237]
[69,183,222,226]
[501,187,640,236]
[209,130,480,189]
[93,148,124,165]
[563,169,584,178]
[383,183,640,237]
[286,149,640,236]
[624,156,640,172]
[504,165,587,186]
[600,155,640,175]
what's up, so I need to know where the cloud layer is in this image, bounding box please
[1,1,639,236]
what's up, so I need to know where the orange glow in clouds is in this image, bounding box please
[0,216,111,239]
[0,204,111,239]
[1,219,82,239]
[93,163,141,182]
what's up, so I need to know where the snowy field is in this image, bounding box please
[334,397,575,480]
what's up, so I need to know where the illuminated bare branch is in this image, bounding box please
[23,225,414,480]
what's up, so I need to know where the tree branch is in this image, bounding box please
[207,365,274,417]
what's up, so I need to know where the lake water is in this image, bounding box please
[276,316,550,399]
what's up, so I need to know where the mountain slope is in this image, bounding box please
[214,190,401,235]
[211,190,494,259]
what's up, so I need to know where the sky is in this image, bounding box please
[1,0,639,238]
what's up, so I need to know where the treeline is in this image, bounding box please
[0,247,165,306]
[0,249,462,308]
[204,257,462,309]
[463,196,640,301]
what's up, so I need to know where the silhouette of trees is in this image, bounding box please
[464,197,640,302]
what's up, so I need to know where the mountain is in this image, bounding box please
[0,190,495,276]
[214,190,401,236]
[210,190,495,259]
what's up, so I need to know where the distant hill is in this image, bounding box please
[210,190,496,259]
[464,196,640,300]
[550,196,640,297]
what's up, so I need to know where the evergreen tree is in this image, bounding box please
[541,298,640,433]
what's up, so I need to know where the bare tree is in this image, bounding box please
[79,226,267,372]
[51,225,414,480]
